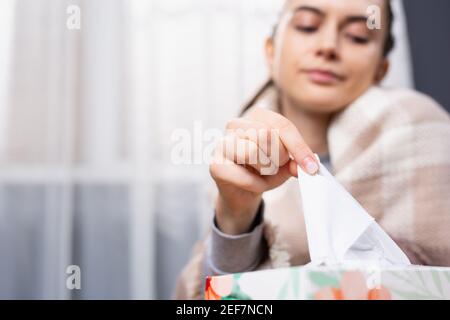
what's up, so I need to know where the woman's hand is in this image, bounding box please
[210,107,319,235]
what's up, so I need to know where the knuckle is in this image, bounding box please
[209,163,220,181]
[225,118,240,130]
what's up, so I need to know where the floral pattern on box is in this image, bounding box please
[205,266,450,300]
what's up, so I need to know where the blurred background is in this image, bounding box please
[0,0,449,299]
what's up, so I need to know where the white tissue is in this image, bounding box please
[297,156,411,267]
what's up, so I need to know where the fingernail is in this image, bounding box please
[303,156,319,175]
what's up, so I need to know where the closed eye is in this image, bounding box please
[346,34,369,44]
[295,26,318,33]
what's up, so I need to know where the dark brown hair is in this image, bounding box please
[241,0,395,115]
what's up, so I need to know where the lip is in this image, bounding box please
[302,68,345,85]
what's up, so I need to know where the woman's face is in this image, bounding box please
[266,0,389,114]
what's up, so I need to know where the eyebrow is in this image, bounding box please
[293,6,369,26]
[294,6,325,17]
[345,16,370,25]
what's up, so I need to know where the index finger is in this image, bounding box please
[246,108,319,175]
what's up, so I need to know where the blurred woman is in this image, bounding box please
[175,0,450,299]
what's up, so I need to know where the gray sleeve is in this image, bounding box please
[204,201,266,277]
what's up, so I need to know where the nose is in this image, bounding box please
[316,25,340,61]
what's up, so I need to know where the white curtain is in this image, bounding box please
[382,0,413,88]
[0,0,412,299]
